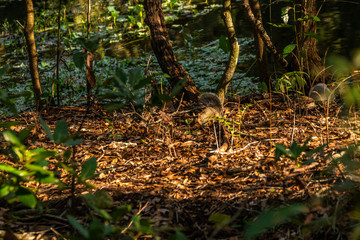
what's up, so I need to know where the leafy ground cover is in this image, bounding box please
[0,93,357,239]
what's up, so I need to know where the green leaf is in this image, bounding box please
[218,35,230,53]
[39,118,54,141]
[16,187,37,208]
[67,215,89,238]
[65,138,83,146]
[73,51,87,69]
[168,230,187,240]
[112,205,132,221]
[0,185,11,198]
[0,121,21,129]
[209,212,231,228]
[0,164,31,177]
[313,16,320,22]
[53,119,69,144]
[114,67,128,84]
[3,131,21,145]
[129,67,144,85]
[80,157,97,180]
[171,75,187,97]
[282,44,296,58]
[0,65,8,78]
[304,32,320,40]
[267,22,292,28]
[245,204,308,239]
[77,38,100,52]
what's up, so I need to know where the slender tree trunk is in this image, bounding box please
[86,0,96,105]
[216,0,239,103]
[56,0,62,106]
[24,0,42,111]
[143,0,199,101]
[250,0,270,91]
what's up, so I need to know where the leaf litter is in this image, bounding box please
[0,93,358,239]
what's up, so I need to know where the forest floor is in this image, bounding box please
[1,93,359,239]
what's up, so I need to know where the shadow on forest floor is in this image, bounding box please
[1,93,357,239]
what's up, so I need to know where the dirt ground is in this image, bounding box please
[1,93,358,239]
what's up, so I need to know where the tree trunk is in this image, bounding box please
[216,0,239,103]
[24,0,42,111]
[143,0,199,101]
[297,0,324,84]
[243,0,289,69]
[86,0,95,105]
[250,0,270,91]
[56,0,62,106]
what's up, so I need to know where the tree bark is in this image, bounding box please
[86,0,95,105]
[250,0,270,91]
[243,0,289,69]
[216,0,239,103]
[297,0,324,83]
[24,0,42,111]
[143,0,199,101]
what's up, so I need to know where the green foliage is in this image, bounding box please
[0,129,59,208]
[101,66,151,111]
[209,212,231,228]
[282,44,296,58]
[219,35,230,54]
[245,204,308,239]
[274,71,308,94]
[275,138,327,165]
[40,118,97,189]
[326,55,354,78]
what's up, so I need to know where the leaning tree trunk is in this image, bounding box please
[243,0,289,69]
[24,0,42,111]
[143,0,199,101]
[215,0,239,104]
[250,0,269,91]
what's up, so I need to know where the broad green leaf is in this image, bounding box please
[0,121,21,129]
[65,138,83,146]
[77,38,100,52]
[67,215,89,238]
[245,204,308,239]
[129,67,144,86]
[80,157,97,180]
[209,212,231,228]
[0,65,8,78]
[112,205,132,221]
[313,16,320,22]
[16,187,37,208]
[73,51,87,69]
[39,118,54,141]
[0,185,10,198]
[219,35,230,53]
[114,67,128,83]
[29,148,56,163]
[282,44,296,58]
[171,75,187,97]
[53,119,69,144]
[168,230,187,240]
[3,131,21,145]
[0,164,31,177]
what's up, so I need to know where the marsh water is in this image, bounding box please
[0,0,359,61]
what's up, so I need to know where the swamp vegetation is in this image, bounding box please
[1,0,360,239]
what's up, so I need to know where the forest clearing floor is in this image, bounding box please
[1,93,360,239]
